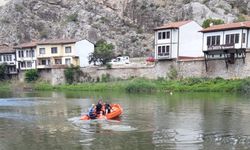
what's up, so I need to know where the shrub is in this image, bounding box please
[25,69,39,82]
[106,63,112,69]
[67,13,78,22]
[125,78,157,93]
[0,64,7,80]
[101,73,111,82]
[237,79,250,94]
[64,65,82,84]
[202,18,224,28]
[64,67,74,84]
[167,65,178,80]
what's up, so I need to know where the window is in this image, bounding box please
[39,48,45,54]
[29,50,35,57]
[0,55,1,61]
[51,47,57,54]
[158,32,162,40]
[158,31,170,40]
[9,55,12,61]
[18,50,24,58]
[65,47,72,53]
[225,33,240,44]
[157,45,170,56]
[55,59,62,65]
[26,50,29,58]
[242,33,246,43]
[207,35,220,46]
[27,62,32,68]
[21,62,26,68]
[65,58,71,65]
[41,60,46,65]
[166,32,170,39]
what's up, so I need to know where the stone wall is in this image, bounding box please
[34,53,250,84]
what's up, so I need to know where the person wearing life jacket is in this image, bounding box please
[104,102,111,114]
[88,104,96,119]
[96,99,103,115]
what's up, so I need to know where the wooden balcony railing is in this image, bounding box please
[207,44,234,50]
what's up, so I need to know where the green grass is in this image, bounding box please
[3,77,250,94]
[0,81,11,92]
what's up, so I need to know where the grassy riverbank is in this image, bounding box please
[0,81,11,91]
[32,77,250,94]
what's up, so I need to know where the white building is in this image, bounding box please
[200,21,250,69]
[15,39,95,70]
[154,20,203,60]
[75,39,95,67]
[14,41,37,71]
[0,44,17,75]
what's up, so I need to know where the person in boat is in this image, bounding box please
[104,102,111,114]
[96,100,103,115]
[88,104,96,119]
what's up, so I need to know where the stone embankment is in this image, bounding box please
[17,52,250,85]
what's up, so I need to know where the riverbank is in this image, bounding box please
[31,77,250,94]
[2,77,249,94]
[0,81,11,92]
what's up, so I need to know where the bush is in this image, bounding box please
[67,13,78,22]
[167,65,178,80]
[25,69,39,82]
[64,65,82,84]
[237,79,250,94]
[202,18,224,28]
[125,78,157,93]
[0,64,7,80]
[101,73,111,82]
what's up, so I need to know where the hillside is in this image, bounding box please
[0,0,249,56]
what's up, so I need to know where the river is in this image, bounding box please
[1,91,250,150]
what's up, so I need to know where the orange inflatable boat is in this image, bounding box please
[80,104,123,120]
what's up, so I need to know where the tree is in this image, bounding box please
[64,65,82,84]
[25,69,39,82]
[88,40,114,65]
[202,18,225,28]
[0,63,7,80]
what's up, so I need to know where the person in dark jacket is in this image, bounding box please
[104,103,111,114]
[96,100,103,115]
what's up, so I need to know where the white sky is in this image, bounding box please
[0,0,9,6]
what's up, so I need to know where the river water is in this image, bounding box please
[1,91,250,150]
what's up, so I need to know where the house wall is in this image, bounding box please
[248,29,250,48]
[36,43,78,67]
[16,48,36,70]
[75,40,94,67]
[179,21,203,57]
[154,29,178,59]
[0,53,16,65]
[202,29,249,51]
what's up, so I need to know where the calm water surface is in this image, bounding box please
[1,91,250,150]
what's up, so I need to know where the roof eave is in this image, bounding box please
[200,27,250,33]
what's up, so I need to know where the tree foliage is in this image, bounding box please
[0,64,7,80]
[25,69,39,82]
[64,65,82,84]
[202,18,225,28]
[88,40,114,65]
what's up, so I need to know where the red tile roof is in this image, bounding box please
[14,39,78,48]
[14,41,38,48]
[37,39,77,45]
[200,21,250,32]
[154,20,192,30]
[0,44,15,53]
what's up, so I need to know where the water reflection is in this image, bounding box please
[1,91,250,149]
